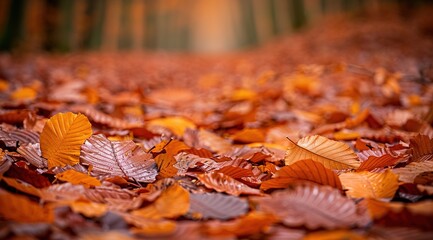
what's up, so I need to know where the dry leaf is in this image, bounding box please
[2,176,42,197]
[198,172,261,196]
[80,134,158,182]
[70,200,107,218]
[188,193,248,220]
[132,183,189,219]
[17,143,47,168]
[285,135,360,170]
[261,159,342,190]
[255,184,370,229]
[154,140,190,178]
[55,169,101,188]
[339,170,399,199]
[205,211,277,237]
[231,128,265,143]
[40,112,92,168]
[410,134,433,162]
[174,152,217,176]
[216,165,254,179]
[303,230,366,240]
[0,190,53,223]
[357,153,401,171]
[393,161,433,183]
[147,116,196,136]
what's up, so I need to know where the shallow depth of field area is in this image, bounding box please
[1,1,433,239]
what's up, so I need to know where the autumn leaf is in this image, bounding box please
[70,200,107,218]
[147,116,196,136]
[0,190,53,223]
[56,169,101,188]
[339,170,399,199]
[40,112,92,168]
[80,134,158,182]
[2,176,42,197]
[285,135,360,170]
[154,139,190,178]
[197,172,261,196]
[254,184,370,229]
[410,134,433,162]
[392,161,433,183]
[132,183,189,219]
[188,193,249,220]
[231,128,265,143]
[357,149,402,171]
[261,159,342,191]
[17,143,47,168]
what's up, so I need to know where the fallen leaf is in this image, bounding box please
[2,176,42,197]
[188,193,249,220]
[198,172,261,196]
[17,143,47,168]
[393,161,433,183]
[132,183,189,219]
[40,112,92,168]
[357,153,401,171]
[56,169,101,188]
[285,135,360,170]
[80,134,158,182]
[147,116,196,137]
[339,170,399,199]
[409,134,433,162]
[303,229,366,240]
[255,184,370,229]
[70,200,107,218]
[231,128,265,143]
[261,159,342,190]
[0,190,53,223]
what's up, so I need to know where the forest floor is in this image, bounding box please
[1,5,433,240]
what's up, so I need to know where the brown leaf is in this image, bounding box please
[174,152,217,176]
[410,134,433,162]
[2,176,42,197]
[357,153,401,171]
[80,134,158,182]
[197,172,261,196]
[216,165,254,179]
[154,139,190,178]
[261,159,342,190]
[393,161,433,183]
[188,193,248,220]
[17,143,47,168]
[255,184,370,229]
[5,164,51,188]
[285,135,360,170]
[70,200,107,218]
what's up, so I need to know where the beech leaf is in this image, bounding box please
[410,134,433,162]
[285,135,360,170]
[255,184,370,229]
[339,170,399,199]
[392,161,433,183]
[197,172,261,196]
[40,112,92,168]
[188,193,249,220]
[55,169,102,188]
[261,159,342,190]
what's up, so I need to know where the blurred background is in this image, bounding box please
[0,0,431,53]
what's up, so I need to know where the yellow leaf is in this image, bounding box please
[40,112,92,168]
[339,170,399,199]
[285,135,360,170]
[132,183,189,219]
[56,169,101,188]
[147,116,196,136]
[11,87,37,101]
[70,200,107,218]
[0,190,53,223]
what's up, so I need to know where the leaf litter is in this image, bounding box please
[1,6,433,239]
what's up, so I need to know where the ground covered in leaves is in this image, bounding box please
[1,6,433,240]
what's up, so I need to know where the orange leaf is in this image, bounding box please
[132,183,189,219]
[262,159,342,190]
[40,112,92,168]
[56,169,101,188]
[216,166,254,179]
[197,172,261,196]
[70,200,107,218]
[285,135,360,170]
[11,87,37,101]
[339,170,399,199]
[0,190,53,223]
[205,211,277,237]
[155,140,190,178]
[357,154,401,171]
[333,131,360,140]
[147,116,196,136]
[2,176,42,197]
[231,128,265,143]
